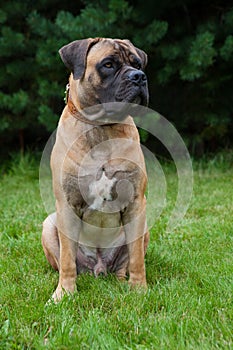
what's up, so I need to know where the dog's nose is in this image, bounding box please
[127,70,147,86]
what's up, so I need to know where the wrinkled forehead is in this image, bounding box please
[87,39,139,65]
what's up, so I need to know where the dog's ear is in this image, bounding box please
[59,38,100,80]
[135,48,148,69]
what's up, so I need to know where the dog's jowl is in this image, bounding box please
[42,38,150,302]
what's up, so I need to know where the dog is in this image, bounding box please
[42,38,150,302]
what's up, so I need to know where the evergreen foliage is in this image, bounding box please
[0,0,232,154]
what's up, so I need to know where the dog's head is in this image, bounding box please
[59,38,149,119]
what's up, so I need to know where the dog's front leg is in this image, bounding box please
[122,198,147,288]
[53,232,78,302]
[52,204,80,302]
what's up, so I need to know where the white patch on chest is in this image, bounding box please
[89,171,117,210]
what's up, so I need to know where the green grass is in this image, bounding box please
[0,152,233,349]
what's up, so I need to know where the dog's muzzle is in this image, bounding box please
[127,70,147,86]
[115,68,149,106]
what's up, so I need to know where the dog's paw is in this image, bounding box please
[116,268,127,282]
[51,287,65,303]
[47,285,76,304]
[117,275,127,282]
[128,277,147,290]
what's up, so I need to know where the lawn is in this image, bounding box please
[0,153,232,349]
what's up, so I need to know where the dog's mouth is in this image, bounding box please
[79,76,149,124]
[115,82,149,107]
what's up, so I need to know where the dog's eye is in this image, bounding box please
[104,62,113,69]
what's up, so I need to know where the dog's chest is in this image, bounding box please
[62,125,145,214]
[88,170,116,210]
[63,155,142,216]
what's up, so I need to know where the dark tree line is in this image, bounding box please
[0,0,232,156]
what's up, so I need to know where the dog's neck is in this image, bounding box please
[66,86,103,126]
[66,83,118,126]
[67,97,103,126]
[66,84,133,126]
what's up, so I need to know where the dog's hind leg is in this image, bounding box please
[42,213,60,271]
